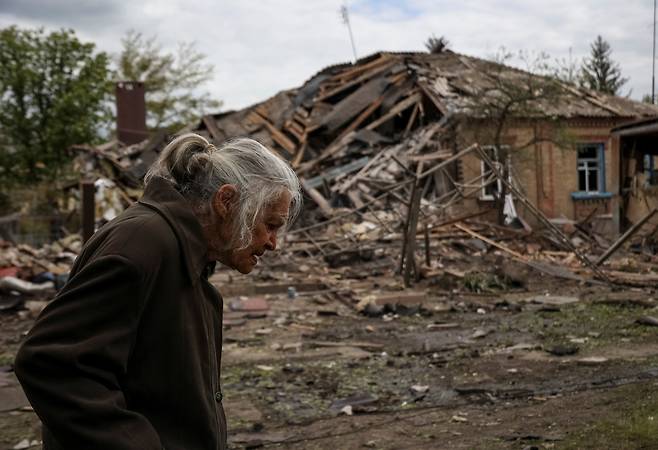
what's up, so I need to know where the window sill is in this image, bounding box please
[570,192,613,200]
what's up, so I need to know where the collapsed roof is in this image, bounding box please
[193,50,658,173]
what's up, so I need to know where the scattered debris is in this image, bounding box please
[546,344,580,356]
[410,384,429,394]
[636,316,658,327]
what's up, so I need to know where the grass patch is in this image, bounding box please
[518,303,658,350]
[559,386,658,449]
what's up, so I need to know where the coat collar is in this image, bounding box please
[138,176,209,283]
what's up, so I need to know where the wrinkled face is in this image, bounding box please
[205,186,291,274]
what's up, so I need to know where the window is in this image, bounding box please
[480,145,505,201]
[577,143,605,193]
[644,154,658,186]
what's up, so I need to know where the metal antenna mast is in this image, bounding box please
[651,0,656,104]
[340,3,358,63]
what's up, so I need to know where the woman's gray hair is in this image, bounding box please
[144,133,302,248]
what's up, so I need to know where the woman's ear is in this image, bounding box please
[211,184,238,219]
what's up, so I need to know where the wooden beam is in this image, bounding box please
[251,112,297,156]
[365,93,421,131]
[334,93,386,143]
[403,102,420,137]
[315,60,396,103]
[595,208,658,266]
[291,139,307,169]
[300,178,333,218]
[454,222,526,260]
[202,115,223,143]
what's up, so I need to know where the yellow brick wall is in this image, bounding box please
[452,118,626,235]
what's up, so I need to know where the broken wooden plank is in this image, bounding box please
[315,60,396,103]
[251,112,297,155]
[331,54,393,83]
[291,140,307,169]
[300,177,333,218]
[417,81,449,116]
[202,115,224,143]
[403,163,424,286]
[306,341,384,350]
[319,77,390,132]
[595,208,658,266]
[365,92,421,131]
[403,101,420,137]
[334,93,386,143]
[407,150,451,162]
[454,222,526,260]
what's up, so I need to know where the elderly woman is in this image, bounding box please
[15,134,302,450]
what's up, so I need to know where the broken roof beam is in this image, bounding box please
[417,81,450,116]
[304,156,370,189]
[250,112,297,156]
[595,208,658,266]
[315,60,398,103]
[330,54,393,84]
[296,131,356,176]
[317,77,391,133]
[365,92,421,132]
[300,178,333,218]
[202,115,225,143]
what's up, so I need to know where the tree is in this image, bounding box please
[464,50,574,224]
[580,36,627,95]
[115,31,221,131]
[0,26,110,185]
[425,34,450,54]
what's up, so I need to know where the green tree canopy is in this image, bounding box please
[0,26,110,184]
[115,31,221,131]
[580,35,628,95]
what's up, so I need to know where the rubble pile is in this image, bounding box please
[0,235,80,276]
[5,52,658,305]
[0,235,80,313]
[64,131,169,223]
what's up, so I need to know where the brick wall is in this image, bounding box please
[453,118,628,236]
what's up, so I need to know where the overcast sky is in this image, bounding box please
[1,0,656,111]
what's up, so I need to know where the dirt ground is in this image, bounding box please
[2,263,658,450]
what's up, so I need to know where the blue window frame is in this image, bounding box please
[576,143,605,193]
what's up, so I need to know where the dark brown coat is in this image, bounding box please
[15,177,227,450]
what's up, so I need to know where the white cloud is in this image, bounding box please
[0,0,655,109]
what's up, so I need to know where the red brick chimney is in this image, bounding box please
[115,81,148,145]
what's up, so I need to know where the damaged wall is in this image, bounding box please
[456,118,626,236]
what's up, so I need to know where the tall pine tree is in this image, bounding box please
[580,35,627,95]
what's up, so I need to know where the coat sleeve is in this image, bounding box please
[14,254,162,450]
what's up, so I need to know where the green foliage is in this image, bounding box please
[115,31,221,131]
[463,271,507,293]
[0,26,110,186]
[580,35,628,95]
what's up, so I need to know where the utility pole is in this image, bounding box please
[340,4,358,63]
[651,0,656,105]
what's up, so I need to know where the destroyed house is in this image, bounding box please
[613,117,658,235]
[193,51,658,236]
